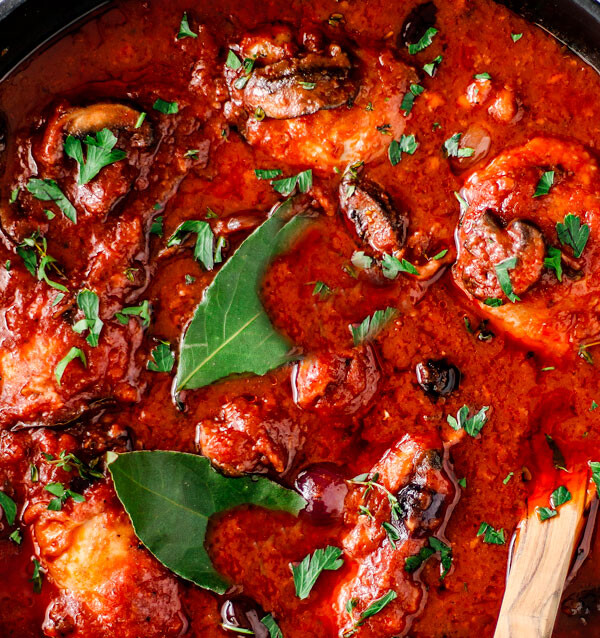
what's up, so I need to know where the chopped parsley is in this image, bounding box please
[167,220,218,270]
[474,72,492,80]
[544,245,563,281]
[388,134,418,166]
[537,507,557,521]
[271,169,312,196]
[495,257,520,302]
[153,98,179,114]
[115,300,151,327]
[423,54,443,76]
[503,472,514,485]
[261,614,283,638]
[73,289,103,347]
[147,342,175,373]
[350,307,397,345]
[590,461,600,497]
[533,170,554,197]
[55,347,86,386]
[447,405,489,437]
[0,491,17,526]
[233,56,257,89]
[255,168,282,180]
[556,213,590,258]
[432,249,448,260]
[4,260,9,271]
[26,178,77,223]
[351,251,374,270]
[312,281,332,299]
[591,400,599,411]
[134,112,146,129]
[30,559,44,594]
[9,529,22,544]
[17,232,68,292]
[9,188,18,204]
[44,481,85,510]
[150,216,164,237]
[291,546,344,599]
[454,191,469,215]
[407,27,438,54]
[458,477,467,488]
[484,297,503,307]
[382,254,419,278]
[226,50,242,70]
[64,128,126,185]
[177,12,197,39]
[185,274,196,285]
[401,83,425,115]
[443,133,474,158]
[43,450,103,481]
[536,485,572,521]
[511,33,523,42]
[477,522,506,545]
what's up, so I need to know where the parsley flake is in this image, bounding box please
[350,307,397,345]
[73,289,103,346]
[537,507,557,521]
[544,245,563,281]
[271,169,312,196]
[477,522,505,545]
[474,72,492,80]
[150,216,164,237]
[55,347,86,386]
[255,168,282,180]
[65,128,126,185]
[177,12,197,39]
[351,251,374,270]
[44,481,85,510]
[550,485,572,509]
[30,559,44,594]
[408,27,438,54]
[388,134,418,166]
[495,257,520,302]
[447,405,489,437]
[261,614,283,638]
[115,300,151,327]
[556,213,590,258]
[401,83,425,115]
[382,253,419,278]
[26,178,77,223]
[423,55,443,76]
[147,342,175,373]
[153,98,179,114]
[0,491,17,526]
[291,546,344,599]
[511,33,523,42]
[533,170,555,197]
[167,220,218,270]
[443,133,474,158]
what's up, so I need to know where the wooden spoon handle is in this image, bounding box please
[494,483,586,638]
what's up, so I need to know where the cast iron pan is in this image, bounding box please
[0,0,599,80]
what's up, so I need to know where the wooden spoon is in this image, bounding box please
[494,472,589,638]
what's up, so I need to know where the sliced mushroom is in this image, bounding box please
[458,211,545,301]
[340,164,408,256]
[242,50,357,119]
[40,102,152,165]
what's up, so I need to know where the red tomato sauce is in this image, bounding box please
[1,0,600,636]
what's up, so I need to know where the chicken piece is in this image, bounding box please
[293,345,380,416]
[339,163,408,257]
[334,435,455,638]
[25,482,185,638]
[196,397,302,475]
[453,137,600,356]
[225,24,417,168]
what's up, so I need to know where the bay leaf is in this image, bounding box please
[108,450,305,593]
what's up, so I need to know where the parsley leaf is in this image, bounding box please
[73,289,103,347]
[255,168,282,180]
[556,214,590,258]
[454,191,469,215]
[291,546,344,599]
[477,522,505,545]
[271,169,312,196]
[150,216,163,237]
[9,529,22,544]
[44,481,85,510]
[544,245,563,281]
[447,405,489,437]
[458,477,467,488]
[590,461,600,497]
[401,84,425,115]
[474,72,492,80]
[55,347,86,386]
[423,54,443,76]
[359,590,397,620]
[503,472,514,485]
[537,507,557,521]
[350,307,397,345]
[115,300,151,327]
[388,134,418,166]
[429,536,452,579]
[0,491,17,526]
[226,50,242,70]
[17,232,68,292]
[26,178,77,223]
[382,253,419,278]
[511,33,523,42]
[550,485,572,509]
[533,170,554,197]
[443,133,474,158]
[261,614,283,638]
[167,220,217,270]
[30,559,44,593]
[177,12,197,39]
[351,251,374,270]
[312,281,332,299]
[44,450,103,481]
[495,257,520,303]
[65,128,126,185]
[485,297,503,307]
[153,98,179,114]
[432,249,448,260]
[147,342,175,373]
[407,27,438,54]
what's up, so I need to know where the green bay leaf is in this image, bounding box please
[176,200,310,390]
[108,451,305,593]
